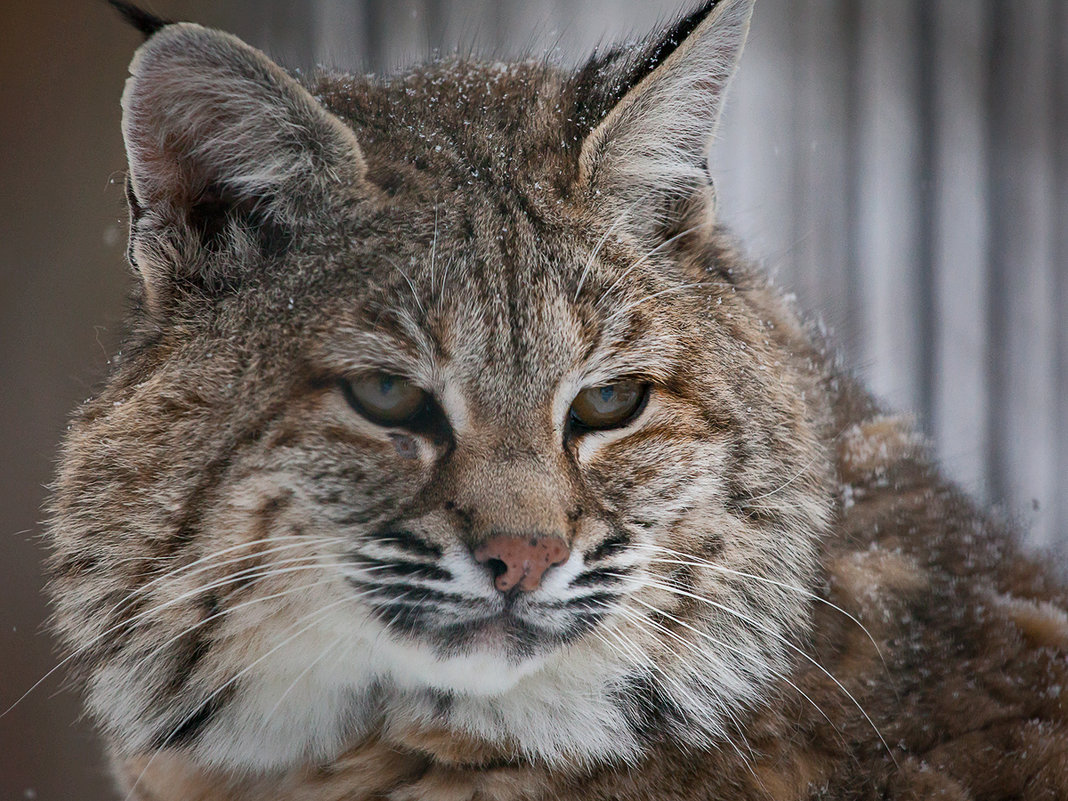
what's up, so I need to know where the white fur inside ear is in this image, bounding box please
[581,0,754,206]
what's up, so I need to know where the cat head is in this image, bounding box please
[49,0,834,774]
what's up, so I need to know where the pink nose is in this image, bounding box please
[473,535,570,593]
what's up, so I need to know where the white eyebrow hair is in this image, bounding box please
[315,309,440,386]
[580,326,684,386]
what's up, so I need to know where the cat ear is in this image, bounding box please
[120,23,366,309]
[573,0,753,227]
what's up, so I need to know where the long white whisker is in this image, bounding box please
[2,550,338,720]
[437,256,458,311]
[742,450,824,502]
[104,558,332,639]
[620,576,897,765]
[107,535,346,618]
[594,601,757,771]
[388,258,424,315]
[611,599,837,736]
[602,281,729,326]
[119,574,343,682]
[261,637,343,725]
[429,203,439,293]
[632,543,887,668]
[573,211,629,301]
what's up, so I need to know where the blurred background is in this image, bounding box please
[1,0,1064,797]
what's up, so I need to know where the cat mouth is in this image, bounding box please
[348,579,610,659]
[435,610,552,656]
[343,539,617,657]
[373,599,579,658]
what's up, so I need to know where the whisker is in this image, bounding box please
[618,575,897,765]
[106,535,346,618]
[741,449,824,503]
[611,598,837,735]
[573,211,629,301]
[261,637,343,725]
[602,281,731,327]
[429,203,439,294]
[113,557,333,631]
[436,255,459,312]
[591,601,757,771]
[631,543,887,669]
[2,551,338,720]
[120,574,342,683]
[614,599,847,778]
[388,258,425,315]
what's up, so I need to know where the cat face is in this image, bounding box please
[49,0,834,773]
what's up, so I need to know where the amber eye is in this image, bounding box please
[342,373,427,426]
[569,380,649,431]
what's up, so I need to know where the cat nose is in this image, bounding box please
[473,534,570,593]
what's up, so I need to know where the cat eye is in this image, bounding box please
[569,380,649,431]
[341,373,428,426]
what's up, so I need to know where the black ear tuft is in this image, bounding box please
[107,0,172,40]
[568,0,753,233]
[569,0,722,137]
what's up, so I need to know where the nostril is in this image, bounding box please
[484,557,509,583]
[473,534,570,593]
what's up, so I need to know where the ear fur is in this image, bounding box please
[120,23,366,308]
[575,0,754,227]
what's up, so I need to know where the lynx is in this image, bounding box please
[48,1,1068,799]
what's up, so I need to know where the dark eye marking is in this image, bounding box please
[571,566,629,589]
[587,531,632,563]
[371,529,444,560]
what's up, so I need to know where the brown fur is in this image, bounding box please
[49,1,1068,799]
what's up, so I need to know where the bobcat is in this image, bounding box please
[47,1,1068,799]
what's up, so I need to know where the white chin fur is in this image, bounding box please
[182,597,556,771]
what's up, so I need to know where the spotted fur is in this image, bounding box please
[49,1,1068,799]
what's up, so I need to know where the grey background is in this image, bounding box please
[1,1,1064,798]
